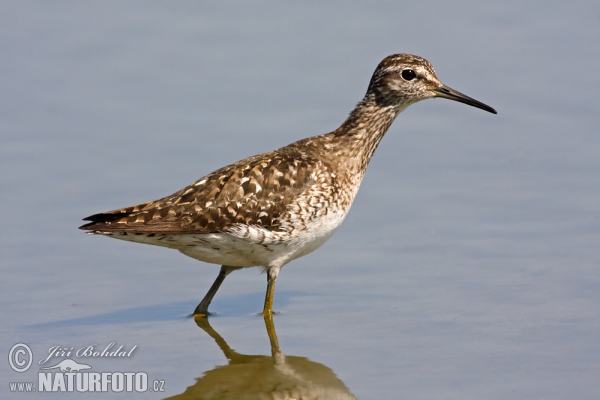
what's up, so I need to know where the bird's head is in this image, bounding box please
[367,53,496,114]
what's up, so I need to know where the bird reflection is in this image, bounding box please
[165,315,358,399]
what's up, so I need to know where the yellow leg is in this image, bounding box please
[261,268,279,317]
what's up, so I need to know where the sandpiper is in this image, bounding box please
[80,54,496,317]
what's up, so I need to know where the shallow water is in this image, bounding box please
[2,2,599,399]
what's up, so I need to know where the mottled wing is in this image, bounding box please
[79,148,327,234]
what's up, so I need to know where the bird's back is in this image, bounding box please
[80,133,360,267]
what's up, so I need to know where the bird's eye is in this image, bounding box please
[401,69,416,81]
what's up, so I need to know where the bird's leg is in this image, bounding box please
[194,265,236,316]
[262,267,280,317]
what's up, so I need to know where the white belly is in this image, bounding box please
[101,210,346,269]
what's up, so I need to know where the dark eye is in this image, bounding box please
[401,69,416,81]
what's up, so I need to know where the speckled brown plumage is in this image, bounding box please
[82,151,323,235]
[80,54,496,316]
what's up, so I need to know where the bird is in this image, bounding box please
[80,53,497,317]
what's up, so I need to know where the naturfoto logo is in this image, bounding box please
[8,342,165,393]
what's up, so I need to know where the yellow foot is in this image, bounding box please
[259,310,280,317]
[192,315,208,326]
[190,311,214,319]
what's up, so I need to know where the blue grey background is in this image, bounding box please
[1,1,599,399]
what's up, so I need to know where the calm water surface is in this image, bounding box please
[2,2,599,399]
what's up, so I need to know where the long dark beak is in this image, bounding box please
[433,85,497,114]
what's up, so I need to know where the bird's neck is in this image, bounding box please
[330,95,407,172]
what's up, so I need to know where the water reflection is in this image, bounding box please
[165,315,358,399]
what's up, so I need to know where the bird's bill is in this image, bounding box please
[433,85,497,114]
